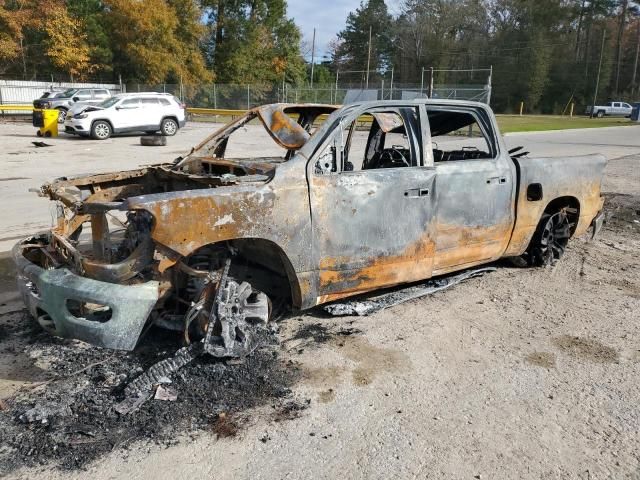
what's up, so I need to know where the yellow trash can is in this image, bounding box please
[33,109,59,137]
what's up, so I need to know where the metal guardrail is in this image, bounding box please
[0,104,34,111]
[187,107,245,116]
[0,105,248,116]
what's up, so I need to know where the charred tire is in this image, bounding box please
[140,135,167,146]
[56,108,68,123]
[596,110,605,118]
[91,120,112,140]
[160,118,178,136]
[181,248,272,351]
[527,210,572,266]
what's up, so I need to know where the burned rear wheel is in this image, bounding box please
[527,209,573,266]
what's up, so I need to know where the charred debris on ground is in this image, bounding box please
[0,313,310,473]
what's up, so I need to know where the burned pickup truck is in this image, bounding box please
[13,100,606,356]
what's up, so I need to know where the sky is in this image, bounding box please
[287,0,399,61]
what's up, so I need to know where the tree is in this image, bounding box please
[67,0,114,73]
[333,0,393,78]
[44,4,94,79]
[202,0,306,84]
[105,0,212,83]
[0,0,50,77]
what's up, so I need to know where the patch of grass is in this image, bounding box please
[496,114,638,133]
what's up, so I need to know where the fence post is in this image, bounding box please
[519,101,524,116]
[486,65,493,105]
[570,103,574,117]
[429,67,434,98]
[381,79,384,100]
[247,84,250,110]
[213,83,217,109]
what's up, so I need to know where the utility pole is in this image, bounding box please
[366,26,372,89]
[632,19,640,94]
[614,0,629,95]
[310,28,316,88]
[591,29,607,119]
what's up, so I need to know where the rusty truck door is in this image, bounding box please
[429,105,516,274]
[308,106,437,304]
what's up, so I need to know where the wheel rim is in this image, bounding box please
[539,211,572,262]
[95,123,110,139]
[164,120,177,135]
[58,110,66,123]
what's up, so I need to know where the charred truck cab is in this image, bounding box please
[13,100,606,355]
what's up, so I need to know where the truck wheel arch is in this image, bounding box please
[185,238,303,309]
[542,195,580,236]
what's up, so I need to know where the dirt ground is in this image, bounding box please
[0,123,639,479]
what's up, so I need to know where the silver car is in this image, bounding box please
[33,88,112,123]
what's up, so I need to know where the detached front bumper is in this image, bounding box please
[13,237,159,350]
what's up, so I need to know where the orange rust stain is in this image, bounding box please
[318,232,436,300]
[432,220,512,272]
[316,219,516,305]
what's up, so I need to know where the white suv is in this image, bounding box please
[64,92,186,140]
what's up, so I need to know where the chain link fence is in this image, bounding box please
[124,81,491,109]
[1,75,492,117]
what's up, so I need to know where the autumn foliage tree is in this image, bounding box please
[104,0,212,83]
[44,3,94,79]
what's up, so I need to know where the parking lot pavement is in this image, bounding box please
[1,121,639,253]
[0,121,222,252]
[503,125,640,158]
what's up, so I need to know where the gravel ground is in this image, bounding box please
[0,122,638,479]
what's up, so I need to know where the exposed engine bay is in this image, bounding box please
[15,104,337,357]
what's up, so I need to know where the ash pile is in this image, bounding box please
[0,314,302,473]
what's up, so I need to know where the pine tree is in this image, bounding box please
[333,0,393,78]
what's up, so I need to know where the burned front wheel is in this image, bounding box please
[527,210,573,266]
[180,252,272,357]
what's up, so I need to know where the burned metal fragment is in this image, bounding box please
[323,267,497,316]
[115,343,202,414]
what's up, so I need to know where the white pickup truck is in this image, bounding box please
[586,101,633,118]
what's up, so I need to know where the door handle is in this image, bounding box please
[486,177,508,185]
[404,188,430,198]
